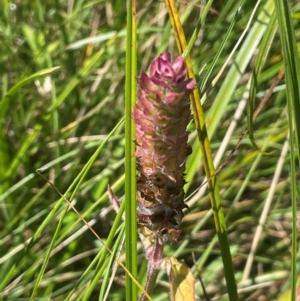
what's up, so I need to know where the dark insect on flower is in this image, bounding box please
[133,52,196,241]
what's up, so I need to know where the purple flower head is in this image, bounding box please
[133,52,196,241]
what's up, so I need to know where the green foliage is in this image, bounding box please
[0,1,299,300]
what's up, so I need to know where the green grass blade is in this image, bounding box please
[0,67,60,120]
[29,206,68,300]
[199,0,246,93]
[49,49,104,112]
[206,0,275,136]
[125,1,138,300]
[99,224,125,301]
[248,10,278,149]
[273,0,300,163]
[274,1,300,300]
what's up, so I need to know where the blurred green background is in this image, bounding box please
[1,1,299,300]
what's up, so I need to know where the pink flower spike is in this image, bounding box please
[133,52,196,241]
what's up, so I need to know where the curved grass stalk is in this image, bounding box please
[165,1,238,299]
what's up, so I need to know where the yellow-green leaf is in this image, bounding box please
[160,257,195,301]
